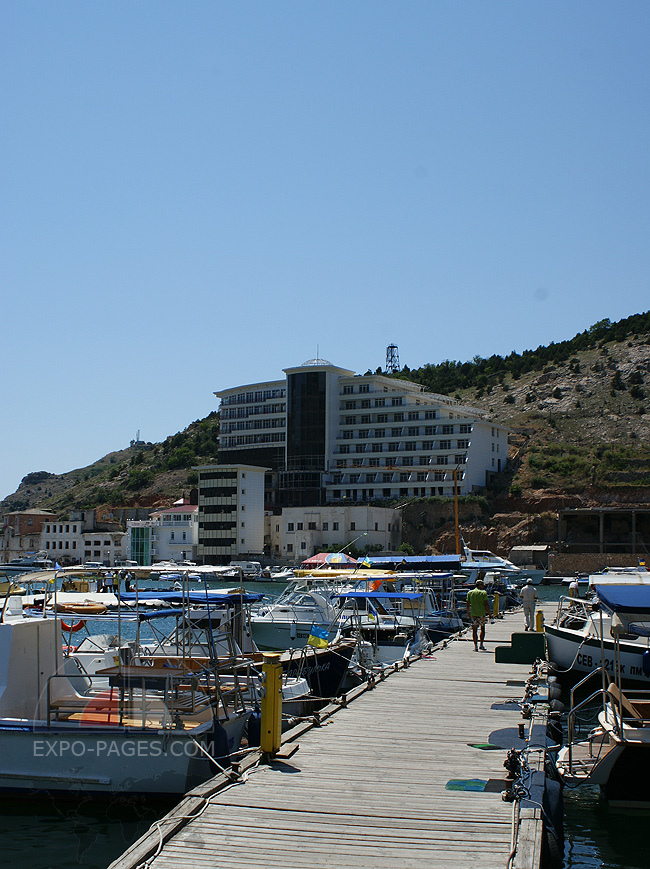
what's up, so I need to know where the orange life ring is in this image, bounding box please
[60,619,86,633]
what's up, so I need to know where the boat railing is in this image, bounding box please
[566,667,607,774]
[45,656,250,729]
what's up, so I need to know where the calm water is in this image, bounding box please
[1,578,646,867]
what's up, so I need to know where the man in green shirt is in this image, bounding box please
[466,576,490,651]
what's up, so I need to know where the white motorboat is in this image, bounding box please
[335,590,431,667]
[460,542,546,585]
[545,586,650,685]
[250,578,341,651]
[0,597,252,796]
[556,584,650,805]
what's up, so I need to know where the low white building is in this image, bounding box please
[42,511,127,566]
[266,505,403,562]
[126,504,198,566]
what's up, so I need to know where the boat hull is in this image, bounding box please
[545,624,650,685]
[0,714,249,797]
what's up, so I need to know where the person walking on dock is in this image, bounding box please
[521,578,539,631]
[466,576,490,651]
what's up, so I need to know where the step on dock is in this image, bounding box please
[110,605,557,869]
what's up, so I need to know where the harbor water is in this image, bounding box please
[0,580,647,868]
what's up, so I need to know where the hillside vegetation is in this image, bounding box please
[2,314,650,541]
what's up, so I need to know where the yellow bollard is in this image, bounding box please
[260,652,283,755]
[535,609,544,633]
[493,592,500,618]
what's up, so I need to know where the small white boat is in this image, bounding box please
[250,579,340,650]
[545,586,650,685]
[460,542,546,585]
[0,601,252,796]
[556,584,650,805]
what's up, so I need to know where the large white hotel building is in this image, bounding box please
[215,359,508,507]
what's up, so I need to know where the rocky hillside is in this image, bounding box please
[2,314,649,556]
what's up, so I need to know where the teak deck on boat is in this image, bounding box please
[111,603,555,869]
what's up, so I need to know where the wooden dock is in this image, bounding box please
[110,604,556,869]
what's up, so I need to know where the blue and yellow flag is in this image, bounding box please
[308,624,329,648]
[361,556,372,568]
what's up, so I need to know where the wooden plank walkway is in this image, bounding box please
[111,603,555,869]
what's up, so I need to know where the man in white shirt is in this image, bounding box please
[521,578,539,631]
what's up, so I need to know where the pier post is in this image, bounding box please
[493,592,500,617]
[260,653,283,755]
[535,610,544,632]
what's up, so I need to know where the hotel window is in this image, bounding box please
[442,425,454,434]
[369,458,380,466]
[345,401,356,410]
[459,424,471,433]
[383,489,391,497]
[287,544,294,552]
[300,542,306,550]
[408,427,419,436]
[440,440,451,449]
[287,523,294,531]
[374,429,385,438]
[402,457,413,466]
[400,473,408,482]
[346,416,357,425]
[422,441,433,450]
[350,522,356,530]
[377,413,388,423]
[353,459,363,467]
[297,522,303,530]
[457,440,469,449]
[454,454,466,464]
[336,460,347,468]
[372,443,382,452]
[356,444,365,453]
[419,456,429,466]
[361,400,371,408]
[385,457,395,466]
[404,442,416,451]
[408,412,419,420]
[374,398,385,407]
[417,472,426,481]
[359,384,369,393]
[340,445,350,454]
[343,386,353,394]
[424,427,435,436]
[393,412,404,421]
[391,397,403,406]
[436,456,448,465]
[361,415,371,423]
[391,428,401,437]
[358,430,369,438]
[308,522,316,530]
[241,522,245,528]
[435,471,445,481]
[333,522,339,531]
[343,431,353,439]
[323,522,328,530]
[425,410,436,419]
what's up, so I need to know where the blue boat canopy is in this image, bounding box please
[594,584,650,615]
[119,590,264,605]
[335,591,423,600]
[359,555,462,569]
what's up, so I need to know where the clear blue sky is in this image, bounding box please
[2,2,649,501]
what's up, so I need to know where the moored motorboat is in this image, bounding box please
[545,586,650,685]
[556,584,650,805]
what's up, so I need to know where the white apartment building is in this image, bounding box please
[195,464,267,564]
[215,358,508,506]
[266,505,403,561]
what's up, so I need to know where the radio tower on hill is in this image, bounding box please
[385,343,400,374]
